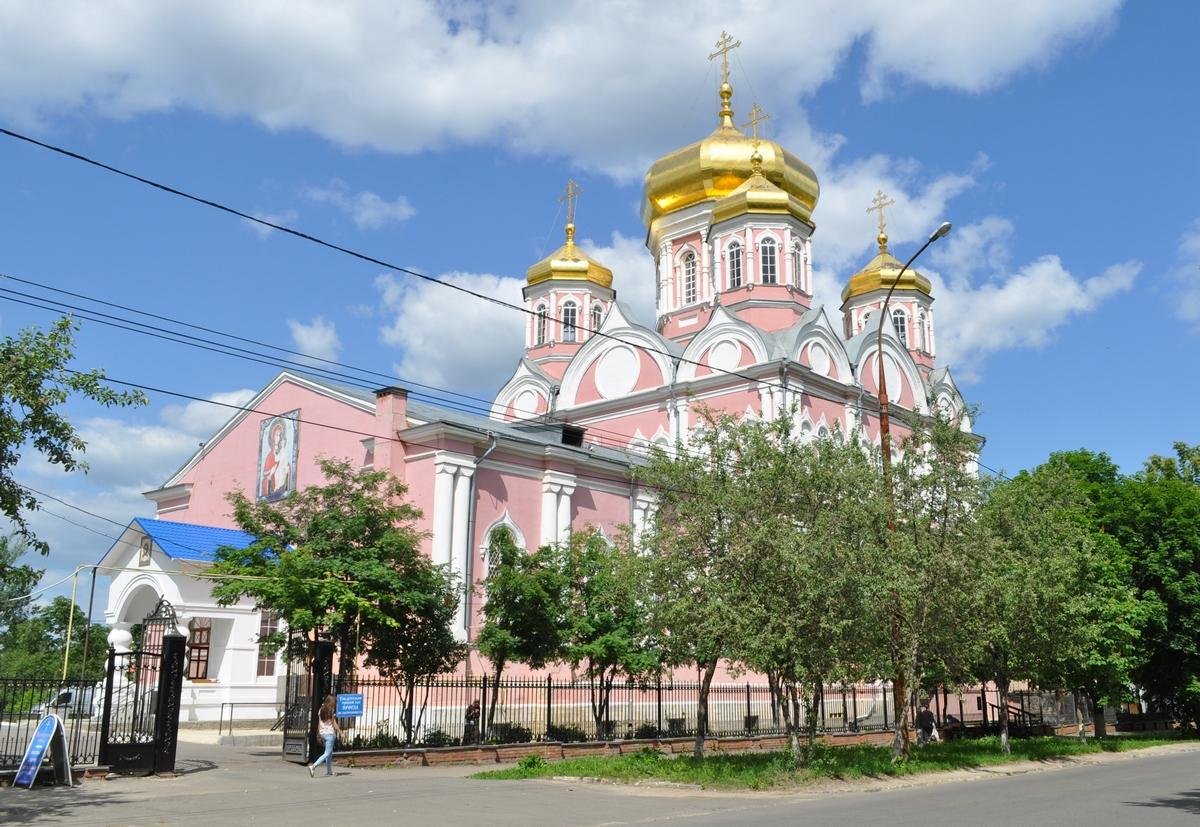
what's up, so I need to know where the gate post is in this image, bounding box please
[153,632,186,774]
[98,646,117,766]
[308,639,336,762]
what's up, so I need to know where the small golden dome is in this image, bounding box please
[710,156,808,226]
[642,83,820,234]
[841,235,932,303]
[525,223,614,288]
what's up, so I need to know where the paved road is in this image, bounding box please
[3,741,1198,825]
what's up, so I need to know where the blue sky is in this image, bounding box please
[1,1,1197,600]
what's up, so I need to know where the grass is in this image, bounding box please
[471,733,1196,790]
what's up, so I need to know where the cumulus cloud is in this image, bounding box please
[304,180,415,229]
[931,254,1140,382]
[244,208,299,239]
[0,0,1121,178]
[287,315,342,362]
[1169,218,1200,329]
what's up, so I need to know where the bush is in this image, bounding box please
[422,728,459,748]
[546,725,589,743]
[633,723,661,740]
[487,723,533,744]
[517,753,547,772]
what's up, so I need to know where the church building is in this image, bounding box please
[99,45,970,721]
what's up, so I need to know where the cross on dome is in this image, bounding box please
[708,30,741,85]
[742,103,769,143]
[559,178,583,244]
[866,189,896,250]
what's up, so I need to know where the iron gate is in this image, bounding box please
[98,598,186,775]
[281,637,335,763]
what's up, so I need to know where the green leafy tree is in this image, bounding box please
[209,458,430,678]
[0,317,146,553]
[475,527,564,728]
[0,596,108,681]
[560,529,658,739]
[0,534,42,636]
[639,409,755,760]
[366,563,467,745]
[734,414,886,764]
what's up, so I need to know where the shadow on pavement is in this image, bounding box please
[1125,789,1200,816]
[0,786,132,824]
[173,758,219,775]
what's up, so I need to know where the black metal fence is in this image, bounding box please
[0,677,104,769]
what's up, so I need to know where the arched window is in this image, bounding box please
[892,309,907,347]
[727,241,743,288]
[536,304,547,345]
[918,311,927,351]
[591,303,603,335]
[682,252,697,304]
[562,301,578,343]
[760,238,777,284]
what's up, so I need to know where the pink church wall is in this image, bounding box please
[167,382,375,527]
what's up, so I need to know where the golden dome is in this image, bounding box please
[642,83,820,234]
[525,223,614,288]
[840,232,933,303]
[710,149,811,226]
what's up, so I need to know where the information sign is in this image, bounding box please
[335,693,364,718]
[13,714,72,789]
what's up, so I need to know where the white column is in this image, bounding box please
[783,229,793,287]
[556,483,575,542]
[758,385,773,419]
[449,466,474,636]
[540,484,558,546]
[744,227,754,283]
[432,462,456,569]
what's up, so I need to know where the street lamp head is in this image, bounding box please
[930,221,952,242]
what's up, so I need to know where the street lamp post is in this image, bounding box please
[876,221,952,526]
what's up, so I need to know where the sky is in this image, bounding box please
[0,1,1197,603]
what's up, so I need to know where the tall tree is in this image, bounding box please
[559,529,657,739]
[0,596,108,680]
[365,563,467,745]
[0,534,42,636]
[209,458,431,678]
[0,317,146,553]
[639,410,755,759]
[475,527,564,728]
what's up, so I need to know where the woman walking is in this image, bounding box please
[308,695,343,778]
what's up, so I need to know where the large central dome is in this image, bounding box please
[642,82,820,232]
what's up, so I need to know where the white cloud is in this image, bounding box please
[1169,218,1200,329]
[244,208,299,239]
[304,180,415,230]
[377,271,525,394]
[0,1,1122,178]
[931,255,1140,381]
[287,315,342,362]
[580,232,657,326]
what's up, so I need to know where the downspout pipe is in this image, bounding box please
[463,433,498,664]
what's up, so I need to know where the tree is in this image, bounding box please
[365,563,467,745]
[868,410,985,760]
[209,458,431,678]
[639,409,756,759]
[0,317,146,553]
[734,414,886,764]
[559,529,657,739]
[0,596,108,681]
[475,527,564,729]
[0,534,42,637]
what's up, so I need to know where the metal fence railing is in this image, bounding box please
[0,677,104,769]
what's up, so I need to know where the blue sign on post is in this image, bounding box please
[336,693,364,718]
[14,714,72,789]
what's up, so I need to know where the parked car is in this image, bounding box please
[31,684,102,718]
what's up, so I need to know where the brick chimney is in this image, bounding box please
[373,386,408,478]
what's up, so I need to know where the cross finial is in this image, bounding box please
[708,30,741,85]
[742,103,769,144]
[866,189,896,239]
[560,179,583,243]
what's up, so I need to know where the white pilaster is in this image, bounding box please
[432,462,456,569]
[449,466,474,636]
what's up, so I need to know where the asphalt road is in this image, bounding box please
[3,741,1198,825]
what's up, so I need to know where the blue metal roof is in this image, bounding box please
[128,517,256,563]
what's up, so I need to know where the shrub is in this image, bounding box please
[517,753,547,772]
[487,723,534,744]
[422,728,458,748]
[633,723,661,740]
[546,724,589,743]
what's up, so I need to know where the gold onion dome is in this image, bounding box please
[840,232,933,303]
[525,222,614,288]
[710,147,806,225]
[642,82,820,232]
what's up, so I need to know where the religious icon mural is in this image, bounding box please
[257,410,299,501]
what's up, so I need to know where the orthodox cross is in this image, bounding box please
[708,30,741,85]
[742,103,769,144]
[866,189,896,235]
[560,179,582,227]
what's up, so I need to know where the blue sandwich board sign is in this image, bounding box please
[336,693,364,718]
[13,714,72,789]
